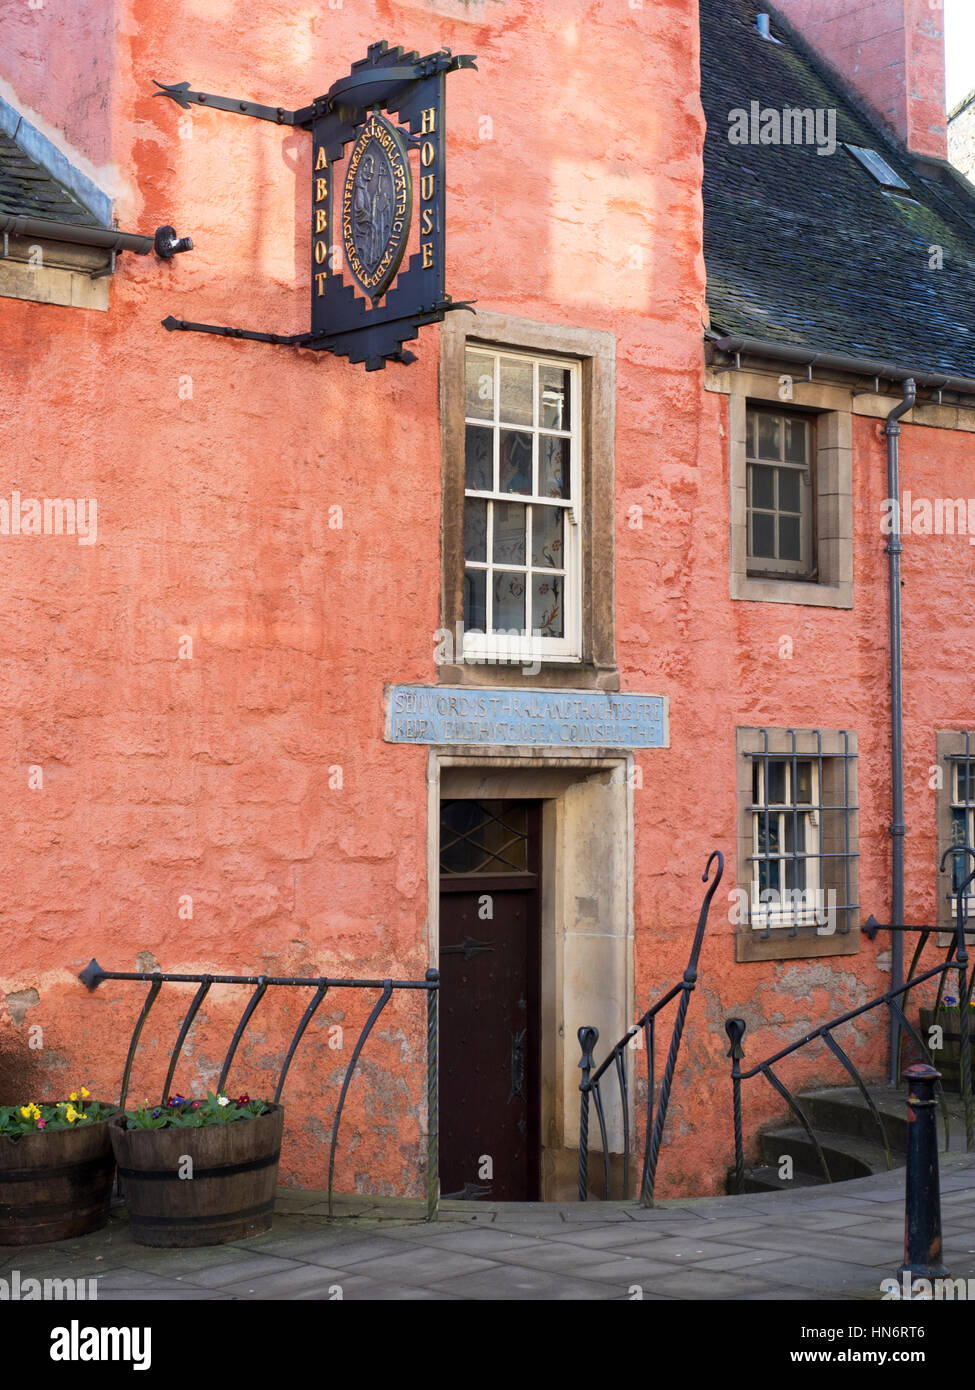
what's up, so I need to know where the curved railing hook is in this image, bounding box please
[940,843,975,932]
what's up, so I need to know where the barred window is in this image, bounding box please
[737,728,860,960]
[943,735,975,921]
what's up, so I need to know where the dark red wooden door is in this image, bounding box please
[438,800,541,1202]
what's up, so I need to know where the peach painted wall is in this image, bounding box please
[0,0,971,1200]
[0,0,117,168]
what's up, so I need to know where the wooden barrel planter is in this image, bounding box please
[109,1105,284,1247]
[0,1113,116,1245]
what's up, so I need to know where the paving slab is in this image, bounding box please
[216,1264,356,1299]
[179,1253,309,1289]
[388,1227,545,1254]
[635,1268,782,1299]
[480,1242,657,1276]
[426,1264,621,1300]
[746,1255,892,1291]
[8,1157,975,1301]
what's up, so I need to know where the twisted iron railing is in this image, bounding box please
[577,849,724,1206]
[79,960,440,1219]
[725,847,975,1193]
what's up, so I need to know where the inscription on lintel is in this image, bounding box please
[386,685,669,749]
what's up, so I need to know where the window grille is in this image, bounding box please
[745,728,858,937]
[946,732,975,917]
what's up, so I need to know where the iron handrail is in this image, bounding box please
[578,849,724,1206]
[725,847,975,1193]
[80,959,440,1219]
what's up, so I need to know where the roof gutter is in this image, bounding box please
[712,333,975,398]
[0,214,154,255]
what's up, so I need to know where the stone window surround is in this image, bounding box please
[0,234,110,311]
[724,372,854,608]
[735,725,860,962]
[426,749,634,1201]
[439,309,618,691]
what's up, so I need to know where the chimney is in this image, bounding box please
[771,0,947,161]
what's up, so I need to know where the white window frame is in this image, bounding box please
[746,409,815,579]
[750,758,823,930]
[462,346,583,665]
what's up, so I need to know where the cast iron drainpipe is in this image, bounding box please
[886,378,917,1083]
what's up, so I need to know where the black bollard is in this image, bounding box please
[899,1063,948,1283]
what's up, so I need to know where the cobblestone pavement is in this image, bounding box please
[8,1154,975,1301]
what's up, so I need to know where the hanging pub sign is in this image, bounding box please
[154,41,476,370]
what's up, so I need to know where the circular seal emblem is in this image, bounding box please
[341,113,413,300]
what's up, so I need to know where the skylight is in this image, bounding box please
[843,144,911,192]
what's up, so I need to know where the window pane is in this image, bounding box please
[440,800,529,874]
[784,816,806,853]
[493,501,527,565]
[750,464,775,510]
[951,812,971,890]
[464,568,486,632]
[779,514,801,561]
[464,498,487,562]
[539,434,570,499]
[785,857,807,891]
[757,857,780,892]
[465,426,493,491]
[766,762,786,804]
[751,512,775,558]
[757,415,781,459]
[540,365,570,430]
[499,430,532,495]
[796,761,813,803]
[493,572,525,632]
[499,358,533,426]
[465,353,494,420]
[778,468,801,513]
[757,814,781,855]
[531,505,563,568]
[784,418,808,463]
[532,573,563,637]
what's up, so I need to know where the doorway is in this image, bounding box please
[438,798,542,1201]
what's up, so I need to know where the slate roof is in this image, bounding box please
[701,0,975,378]
[0,131,99,226]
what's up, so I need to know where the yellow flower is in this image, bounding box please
[69,1092,78,1102]
[20,1103,40,1120]
[65,1106,79,1124]
[19,1106,30,1119]
[80,1088,90,1099]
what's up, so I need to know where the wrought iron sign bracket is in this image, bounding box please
[154,41,476,371]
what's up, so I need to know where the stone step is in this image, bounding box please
[797,1085,909,1153]
[726,1164,828,1194]
[758,1125,894,1182]
[726,1081,974,1194]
